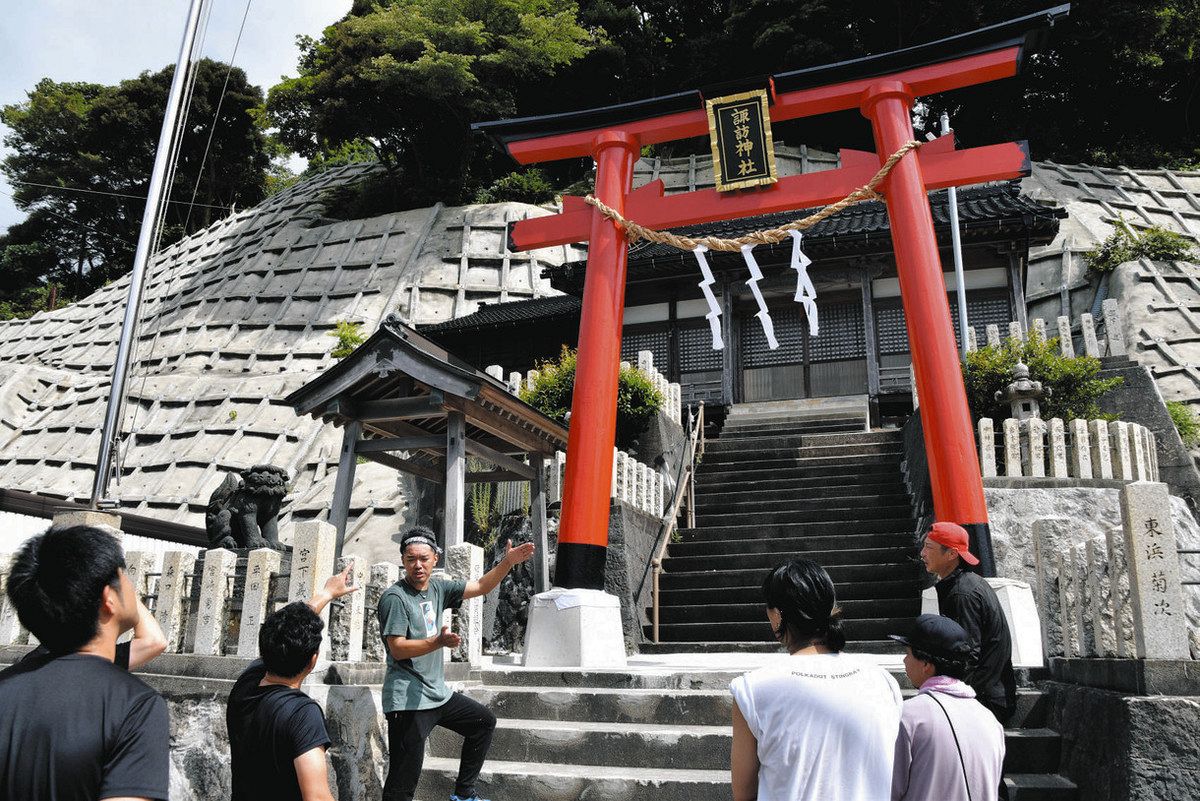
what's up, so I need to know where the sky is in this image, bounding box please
[0,0,353,231]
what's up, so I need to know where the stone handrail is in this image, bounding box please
[1035,482,1191,660]
[977,416,1158,482]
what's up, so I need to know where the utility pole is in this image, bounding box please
[941,112,970,360]
[90,0,209,507]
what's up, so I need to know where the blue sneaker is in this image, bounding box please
[450,796,491,801]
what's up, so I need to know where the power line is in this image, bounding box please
[0,186,112,242]
[5,179,234,211]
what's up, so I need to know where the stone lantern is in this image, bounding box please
[994,361,1050,420]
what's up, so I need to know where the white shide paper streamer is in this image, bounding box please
[691,245,724,349]
[788,230,819,336]
[740,244,778,350]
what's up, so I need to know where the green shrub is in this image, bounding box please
[329,320,366,359]
[474,169,556,205]
[1084,222,1195,276]
[520,346,664,448]
[963,331,1123,422]
[1167,400,1200,447]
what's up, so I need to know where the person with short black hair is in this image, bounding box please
[379,525,534,801]
[226,563,359,801]
[0,524,170,801]
[890,614,1006,801]
[730,558,903,801]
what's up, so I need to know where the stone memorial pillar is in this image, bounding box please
[1056,316,1075,358]
[447,544,484,667]
[1069,419,1092,478]
[1089,419,1113,479]
[238,548,282,658]
[1110,421,1134,480]
[1003,418,1021,476]
[330,555,367,662]
[1023,418,1047,477]
[978,418,996,477]
[1102,299,1126,356]
[155,550,196,652]
[1048,418,1069,478]
[193,548,237,656]
[288,521,337,659]
[1119,482,1190,658]
[365,562,401,662]
[1081,313,1100,357]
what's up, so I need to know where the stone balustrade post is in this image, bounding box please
[123,551,157,603]
[525,370,539,391]
[1119,482,1190,658]
[978,418,997,477]
[1069,419,1093,478]
[1086,539,1113,657]
[1031,318,1047,342]
[986,324,1001,347]
[1149,432,1160,480]
[365,562,401,662]
[238,548,282,658]
[447,544,484,666]
[1130,426,1150,480]
[966,327,978,352]
[1109,421,1134,480]
[193,548,237,656]
[330,555,367,662]
[485,365,504,381]
[1032,518,1069,656]
[1003,418,1022,476]
[1008,321,1024,342]
[1056,316,1075,357]
[1089,419,1113,479]
[1081,313,1100,357]
[1023,418,1047,478]
[1102,299,1126,356]
[1048,418,1069,478]
[1056,552,1075,658]
[507,372,522,395]
[288,521,338,659]
[155,550,196,652]
[1071,545,1090,655]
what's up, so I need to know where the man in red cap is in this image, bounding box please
[920,521,1016,723]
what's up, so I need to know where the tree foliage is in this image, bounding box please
[0,60,270,316]
[1084,222,1197,276]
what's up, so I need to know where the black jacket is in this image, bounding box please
[935,568,1017,712]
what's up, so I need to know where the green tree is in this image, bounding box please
[1,60,271,314]
[263,0,598,208]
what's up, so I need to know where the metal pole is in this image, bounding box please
[90,0,208,507]
[941,112,970,360]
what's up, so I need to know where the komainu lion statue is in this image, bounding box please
[205,464,290,550]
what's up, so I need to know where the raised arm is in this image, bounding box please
[307,563,360,616]
[126,596,167,669]
[463,540,535,600]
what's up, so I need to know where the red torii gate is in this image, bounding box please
[476,6,1070,588]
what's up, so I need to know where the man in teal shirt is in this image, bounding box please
[378,526,534,801]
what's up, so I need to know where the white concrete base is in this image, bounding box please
[522,588,628,669]
[921,579,1045,668]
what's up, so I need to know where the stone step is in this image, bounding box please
[662,546,917,573]
[670,531,913,556]
[727,396,867,415]
[1005,729,1065,775]
[695,483,909,507]
[460,685,733,724]
[656,576,923,600]
[648,616,915,643]
[694,474,907,496]
[638,639,904,654]
[706,430,903,450]
[1003,773,1079,801]
[701,442,904,460]
[693,504,915,526]
[654,598,922,624]
[697,452,903,472]
[415,757,731,801]
[660,561,922,585]
[675,518,918,541]
[696,462,901,483]
[720,420,867,437]
[476,668,750,691]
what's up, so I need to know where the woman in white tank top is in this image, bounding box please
[730,558,903,801]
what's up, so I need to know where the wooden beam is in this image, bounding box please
[444,410,466,549]
[466,470,530,483]
[529,454,550,594]
[355,392,445,422]
[329,420,361,558]
[861,263,881,398]
[464,438,535,480]
[356,436,444,453]
[360,451,443,484]
[459,396,554,455]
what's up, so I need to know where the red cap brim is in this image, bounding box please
[959,549,980,566]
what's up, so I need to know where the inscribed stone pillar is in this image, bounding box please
[1069,419,1092,478]
[193,548,237,657]
[1056,552,1075,658]
[1023,418,1047,478]
[612,451,626,503]
[986,324,1001,347]
[1081,313,1100,357]
[123,551,157,604]
[1130,426,1149,480]
[978,418,996,477]
[1048,418,1069,478]
[1119,482,1190,658]
[1008,321,1023,342]
[1110,421,1133,480]
[288,521,337,658]
[1102,298,1126,356]
[329,555,367,662]
[1086,539,1113,657]
[155,550,196,652]
[1089,419,1113,479]
[966,327,978,353]
[1070,545,1089,655]
[507,372,522,395]
[1032,517,1070,656]
[447,544,484,666]
[238,548,281,658]
[0,553,21,646]
[525,370,539,391]
[1056,316,1075,358]
[1003,418,1022,477]
[485,365,504,381]
[365,562,401,662]
[1031,318,1047,342]
[653,472,665,516]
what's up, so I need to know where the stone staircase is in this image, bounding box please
[415,663,1078,801]
[644,398,923,652]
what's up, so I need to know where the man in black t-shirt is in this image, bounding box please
[227,564,358,801]
[0,524,170,801]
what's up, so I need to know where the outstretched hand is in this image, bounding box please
[323,562,361,600]
[436,625,462,649]
[504,539,536,567]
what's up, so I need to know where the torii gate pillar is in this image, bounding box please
[556,132,639,589]
[862,81,994,573]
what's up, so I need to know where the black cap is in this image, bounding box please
[889,614,972,662]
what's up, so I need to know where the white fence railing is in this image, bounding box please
[978,417,1158,481]
[1035,482,1190,659]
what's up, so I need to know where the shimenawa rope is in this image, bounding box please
[584,139,921,253]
